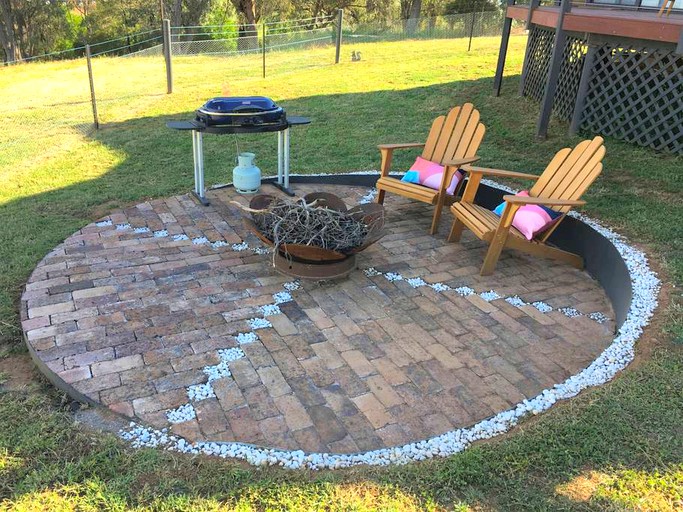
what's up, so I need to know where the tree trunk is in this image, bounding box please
[406,0,421,35]
[232,0,258,50]
[0,0,20,63]
[172,0,182,29]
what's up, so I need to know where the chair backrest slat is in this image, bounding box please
[423,115,446,161]
[422,103,484,165]
[439,104,472,161]
[448,107,482,161]
[429,106,462,162]
[530,136,605,213]
[459,123,486,161]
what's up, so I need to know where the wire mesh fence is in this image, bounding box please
[88,50,168,124]
[0,10,515,180]
[170,14,337,57]
[343,11,508,44]
[0,58,94,173]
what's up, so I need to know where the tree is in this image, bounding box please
[354,0,395,25]
[444,0,497,15]
[0,0,74,63]
[81,0,160,56]
[0,0,20,61]
[164,0,212,29]
[400,0,421,33]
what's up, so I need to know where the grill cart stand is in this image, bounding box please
[167,116,310,205]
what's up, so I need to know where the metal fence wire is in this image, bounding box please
[169,14,337,57]
[344,11,507,44]
[1,9,517,177]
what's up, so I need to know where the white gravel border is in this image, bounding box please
[115,173,660,470]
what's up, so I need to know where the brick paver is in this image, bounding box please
[21,183,615,454]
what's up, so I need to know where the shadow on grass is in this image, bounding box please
[0,348,680,510]
[0,76,681,510]
[2,75,680,347]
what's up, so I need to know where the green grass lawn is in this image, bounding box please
[0,35,681,510]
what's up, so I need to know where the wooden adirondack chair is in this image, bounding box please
[449,136,606,276]
[375,103,486,234]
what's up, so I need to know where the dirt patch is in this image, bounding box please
[0,353,40,391]
[555,470,609,503]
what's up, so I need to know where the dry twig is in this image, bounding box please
[235,197,374,254]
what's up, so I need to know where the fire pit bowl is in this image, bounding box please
[239,192,385,279]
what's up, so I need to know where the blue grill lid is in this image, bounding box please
[199,96,280,114]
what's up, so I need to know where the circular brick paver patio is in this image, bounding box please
[21,182,615,454]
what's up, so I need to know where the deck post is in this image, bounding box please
[569,43,597,135]
[536,0,571,139]
[525,0,539,29]
[493,0,516,97]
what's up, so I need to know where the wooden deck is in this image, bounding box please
[507,4,683,44]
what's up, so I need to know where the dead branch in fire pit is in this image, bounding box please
[231,197,375,254]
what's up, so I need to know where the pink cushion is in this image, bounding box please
[402,156,463,195]
[492,191,561,241]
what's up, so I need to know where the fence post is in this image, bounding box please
[262,23,266,79]
[85,44,99,130]
[163,19,173,94]
[335,9,343,64]
[467,11,476,52]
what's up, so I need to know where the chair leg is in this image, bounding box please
[429,196,445,235]
[376,189,386,205]
[448,218,465,242]
[480,238,506,276]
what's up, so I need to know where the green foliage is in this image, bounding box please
[202,0,236,27]
[84,0,160,49]
[0,0,77,59]
[444,0,498,15]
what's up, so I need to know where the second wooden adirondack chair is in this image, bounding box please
[375,103,486,234]
[449,136,606,275]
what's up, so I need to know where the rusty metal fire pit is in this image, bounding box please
[241,192,385,279]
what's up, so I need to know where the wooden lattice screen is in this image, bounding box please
[580,46,683,153]
[520,25,683,154]
[522,26,554,102]
[522,28,586,120]
[554,36,586,121]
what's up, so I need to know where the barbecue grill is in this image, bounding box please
[168,97,309,203]
[196,96,286,128]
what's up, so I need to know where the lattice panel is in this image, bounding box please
[580,46,683,153]
[522,27,586,121]
[553,36,587,121]
[522,26,554,101]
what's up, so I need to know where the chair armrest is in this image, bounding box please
[502,195,586,207]
[464,166,540,180]
[378,143,425,177]
[443,155,480,168]
[377,143,426,150]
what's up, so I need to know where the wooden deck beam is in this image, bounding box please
[506,5,682,44]
[536,0,572,139]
